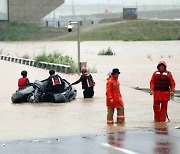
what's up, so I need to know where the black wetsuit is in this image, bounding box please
[46,74,65,93]
[72,74,95,98]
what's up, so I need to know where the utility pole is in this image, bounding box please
[72,1,76,17]
[68,21,81,74]
[77,21,80,74]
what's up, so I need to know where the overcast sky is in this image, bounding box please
[65,0,180,5]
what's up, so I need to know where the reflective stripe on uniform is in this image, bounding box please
[117,115,125,119]
[162,72,168,76]
[58,77,62,84]
[51,78,55,86]
[87,79,90,87]
[107,120,114,124]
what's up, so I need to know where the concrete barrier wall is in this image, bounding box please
[0,55,70,73]
[9,0,65,23]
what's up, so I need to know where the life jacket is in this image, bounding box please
[50,75,62,86]
[18,77,28,89]
[154,71,170,91]
[82,74,94,89]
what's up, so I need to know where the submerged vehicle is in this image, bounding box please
[11,79,77,103]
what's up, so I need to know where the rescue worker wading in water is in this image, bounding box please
[150,61,175,122]
[18,70,30,90]
[46,69,65,93]
[106,68,124,124]
[71,67,95,99]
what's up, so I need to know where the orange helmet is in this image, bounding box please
[81,67,87,73]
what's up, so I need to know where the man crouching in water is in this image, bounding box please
[106,68,124,124]
[71,67,95,99]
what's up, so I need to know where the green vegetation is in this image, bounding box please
[34,52,77,73]
[98,47,115,55]
[0,22,68,41]
[58,20,180,41]
[99,18,123,23]
[34,52,97,73]
[0,20,180,41]
[88,66,97,73]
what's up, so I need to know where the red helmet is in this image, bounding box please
[81,67,87,73]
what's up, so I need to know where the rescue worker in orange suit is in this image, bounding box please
[106,68,124,124]
[150,61,175,122]
[71,67,95,98]
[46,69,65,93]
[18,70,30,90]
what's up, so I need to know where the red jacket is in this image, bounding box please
[150,61,175,101]
[106,75,124,108]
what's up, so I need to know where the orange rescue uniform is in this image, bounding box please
[106,75,124,124]
[150,61,175,122]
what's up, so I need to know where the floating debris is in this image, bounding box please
[56,139,63,142]
[47,140,51,143]
[30,140,40,143]
[175,126,180,129]
[1,144,5,147]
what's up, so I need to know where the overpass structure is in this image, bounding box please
[8,0,64,23]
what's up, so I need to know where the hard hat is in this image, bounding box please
[81,67,87,73]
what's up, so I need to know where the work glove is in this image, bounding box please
[110,99,114,103]
[150,90,154,95]
[171,91,175,96]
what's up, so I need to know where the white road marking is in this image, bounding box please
[101,143,140,154]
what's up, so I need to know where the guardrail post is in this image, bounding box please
[0,55,3,60]
[11,57,15,62]
[15,58,18,63]
[18,58,21,64]
[25,60,29,65]
[4,56,7,61]
[31,60,34,66]
[22,59,26,64]
[7,56,11,61]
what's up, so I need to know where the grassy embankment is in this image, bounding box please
[58,20,180,41]
[0,20,180,41]
[0,22,67,41]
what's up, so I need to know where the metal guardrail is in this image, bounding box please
[0,55,70,73]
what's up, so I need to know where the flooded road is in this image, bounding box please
[0,41,180,153]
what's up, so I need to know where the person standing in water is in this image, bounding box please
[150,61,175,122]
[71,67,95,99]
[106,68,124,124]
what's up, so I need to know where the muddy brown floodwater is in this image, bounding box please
[0,41,179,142]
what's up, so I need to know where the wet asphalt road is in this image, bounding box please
[1,126,180,154]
